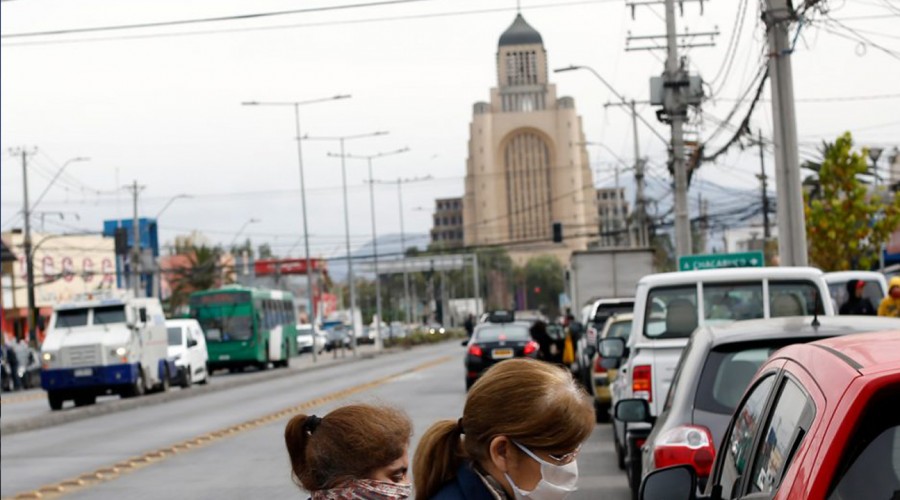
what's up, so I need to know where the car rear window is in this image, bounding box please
[476,325,530,342]
[593,303,634,324]
[644,285,697,338]
[605,320,632,341]
[695,344,780,414]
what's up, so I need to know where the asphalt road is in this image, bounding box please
[1,341,630,499]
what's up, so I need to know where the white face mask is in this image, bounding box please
[504,441,579,500]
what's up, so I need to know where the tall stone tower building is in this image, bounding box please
[462,14,598,263]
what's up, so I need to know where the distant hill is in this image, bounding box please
[328,233,430,282]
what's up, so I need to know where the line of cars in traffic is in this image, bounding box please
[578,267,900,499]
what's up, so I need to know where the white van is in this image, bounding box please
[40,294,173,410]
[602,267,834,489]
[166,319,209,387]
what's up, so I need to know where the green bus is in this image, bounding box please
[189,285,298,372]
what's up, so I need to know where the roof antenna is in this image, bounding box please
[811,290,821,328]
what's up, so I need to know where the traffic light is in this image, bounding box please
[114,227,129,255]
[552,222,562,243]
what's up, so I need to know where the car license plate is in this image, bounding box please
[492,348,513,359]
[74,368,92,377]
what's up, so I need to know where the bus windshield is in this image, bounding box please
[197,315,252,342]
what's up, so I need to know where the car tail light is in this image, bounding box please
[594,355,607,373]
[633,365,652,402]
[523,340,539,356]
[653,425,716,478]
[468,344,483,357]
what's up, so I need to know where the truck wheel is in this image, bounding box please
[157,366,170,393]
[124,368,146,398]
[180,367,193,389]
[48,391,64,411]
[74,394,96,407]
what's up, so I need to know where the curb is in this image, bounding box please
[0,345,412,437]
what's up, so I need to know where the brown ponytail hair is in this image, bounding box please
[413,359,594,499]
[285,403,412,491]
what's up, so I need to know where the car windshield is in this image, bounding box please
[197,315,252,342]
[296,326,312,336]
[695,344,781,414]
[475,325,530,342]
[55,309,89,328]
[605,320,632,340]
[167,327,183,346]
[703,282,764,323]
[93,305,127,325]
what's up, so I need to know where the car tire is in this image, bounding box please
[614,433,626,470]
[465,378,473,391]
[48,391,64,411]
[594,401,610,423]
[157,366,170,393]
[627,448,642,499]
[74,394,96,407]
[181,367,193,389]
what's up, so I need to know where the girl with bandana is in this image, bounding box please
[285,404,413,499]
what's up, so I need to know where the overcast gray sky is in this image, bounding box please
[2,0,898,258]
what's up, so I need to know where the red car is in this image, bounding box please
[638,330,900,500]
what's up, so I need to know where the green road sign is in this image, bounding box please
[679,251,765,271]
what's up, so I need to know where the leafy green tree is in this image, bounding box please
[521,255,565,317]
[167,244,223,314]
[804,132,900,271]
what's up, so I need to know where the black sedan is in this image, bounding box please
[463,322,539,390]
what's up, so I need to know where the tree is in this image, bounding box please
[257,243,274,259]
[167,244,223,314]
[521,255,565,318]
[804,132,900,271]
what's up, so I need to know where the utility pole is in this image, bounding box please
[665,0,692,259]
[764,0,808,266]
[622,0,717,257]
[12,147,38,346]
[397,178,412,324]
[631,100,649,248]
[125,181,145,297]
[757,130,771,240]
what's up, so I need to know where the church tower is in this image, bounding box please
[463,14,598,263]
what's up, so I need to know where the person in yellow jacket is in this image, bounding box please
[877,276,900,317]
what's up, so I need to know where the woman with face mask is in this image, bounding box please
[285,403,413,499]
[414,358,595,500]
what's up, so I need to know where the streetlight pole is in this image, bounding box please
[243,95,350,364]
[305,131,388,355]
[555,65,662,248]
[30,157,90,213]
[328,147,409,352]
[154,194,192,219]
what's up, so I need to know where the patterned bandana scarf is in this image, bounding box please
[311,479,411,500]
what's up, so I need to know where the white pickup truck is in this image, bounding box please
[600,267,834,494]
[40,294,174,410]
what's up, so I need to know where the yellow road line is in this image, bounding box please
[5,355,452,500]
[1,393,45,405]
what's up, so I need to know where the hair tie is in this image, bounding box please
[304,415,323,434]
[457,418,465,435]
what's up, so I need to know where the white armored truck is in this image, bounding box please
[40,293,174,410]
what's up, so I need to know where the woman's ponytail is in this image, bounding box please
[284,414,316,490]
[413,419,464,500]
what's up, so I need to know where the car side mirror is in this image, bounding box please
[640,465,699,500]
[461,340,469,347]
[598,337,626,359]
[615,398,653,423]
[187,338,198,348]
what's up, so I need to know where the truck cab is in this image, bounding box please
[602,267,834,494]
[40,294,172,410]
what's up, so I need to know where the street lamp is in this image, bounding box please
[305,130,389,355]
[30,157,90,213]
[328,147,410,351]
[155,194,192,219]
[555,64,658,247]
[243,95,351,363]
[230,218,260,248]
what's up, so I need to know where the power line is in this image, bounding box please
[1,0,618,47]
[1,0,440,39]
